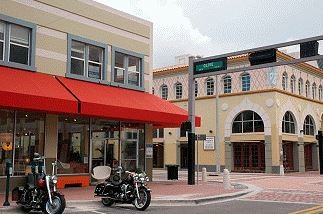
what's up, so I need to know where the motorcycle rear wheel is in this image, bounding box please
[42,194,66,214]
[134,189,151,211]
[102,198,114,207]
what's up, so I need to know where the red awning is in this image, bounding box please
[57,77,201,127]
[0,66,78,114]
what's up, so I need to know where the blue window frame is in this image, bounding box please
[0,14,36,71]
[67,35,107,83]
[241,73,250,91]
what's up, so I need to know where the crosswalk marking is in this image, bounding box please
[289,205,323,214]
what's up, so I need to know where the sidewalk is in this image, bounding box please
[0,171,249,211]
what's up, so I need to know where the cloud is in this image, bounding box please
[95,0,212,68]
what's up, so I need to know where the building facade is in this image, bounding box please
[0,0,189,192]
[153,52,323,174]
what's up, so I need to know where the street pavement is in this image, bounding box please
[0,169,322,213]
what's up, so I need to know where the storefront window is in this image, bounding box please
[0,110,14,176]
[57,116,89,174]
[14,111,45,175]
[121,123,145,172]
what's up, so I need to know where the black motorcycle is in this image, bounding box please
[94,166,151,211]
[12,153,66,214]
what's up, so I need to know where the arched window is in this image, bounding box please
[232,110,264,133]
[305,81,310,98]
[319,85,323,101]
[160,84,168,100]
[206,78,214,95]
[282,72,288,91]
[312,83,316,99]
[298,78,303,95]
[290,75,296,93]
[194,80,198,97]
[175,82,183,99]
[282,111,296,134]
[303,115,315,136]
[223,75,232,94]
[241,73,250,91]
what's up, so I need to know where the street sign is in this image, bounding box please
[196,134,206,141]
[193,57,227,75]
[203,136,215,150]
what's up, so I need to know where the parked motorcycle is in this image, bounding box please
[12,153,66,214]
[94,166,151,211]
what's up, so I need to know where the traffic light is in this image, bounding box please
[249,48,277,66]
[180,121,191,132]
[300,41,319,58]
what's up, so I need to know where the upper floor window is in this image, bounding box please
[112,48,143,89]
[175,82,183,99]
[68,35,106,81]
[282,111,296,134]
[232,110,264,133]
[0,16,36,70]
[298,78,303,95]
[206,78,214,95]
[195,80,198,97]
[153,128,164,138]
[282,72,288,91]
[305,81,310,98]
[241,73,251,91]
[303,115,315,136]
[290,75,296,93]
[312,83,317,99]
[223,75,232,94]
[161,84,168,100]
[319,85,323,101]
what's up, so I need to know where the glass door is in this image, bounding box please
[121,128,138,172]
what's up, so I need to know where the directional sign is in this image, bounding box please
[193,58,227,75]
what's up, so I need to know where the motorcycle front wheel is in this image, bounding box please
[134,189,151,211]
[42,194,66,214]
[102,198,114,207]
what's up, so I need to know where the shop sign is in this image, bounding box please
[146,144,153,158]
[203,136,215,150]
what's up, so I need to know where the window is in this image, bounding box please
[0,110,14,176]
[153,128,164,138]
[319,85,323,101]
[241,73,250,91]
[298,78,303,95]
[161,84,168,100]
[175,82,183,99]
[69,36,105,81]
[303,115,315,136]
[195,80,198,97]
[305,81,310,98]
[312,83,317,99]
[290,75,296,93]
[0,16,36,70]
[223,75,232,93]
[282,111,296,134]
[282,72,288,91]
[232,110,264,133]
[206,78,214,95]
[112,48,143,88]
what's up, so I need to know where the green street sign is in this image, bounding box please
[193,57,227,75]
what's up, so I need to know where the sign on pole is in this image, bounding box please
[204,136,215,151]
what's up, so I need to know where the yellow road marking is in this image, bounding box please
[289,205,323,214]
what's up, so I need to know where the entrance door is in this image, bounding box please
[180,144,188,169]
[283,142,294,171]
[304,144,313,170]
[153,143,164,168]
[92,132,115,170]
[121,129,138,172]
[233,142,265,172]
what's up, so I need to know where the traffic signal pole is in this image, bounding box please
[188,56,195,185]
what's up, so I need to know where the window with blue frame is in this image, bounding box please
[68,35,106,81]
[241,73,251,91]
[112,48,143,89]
[0,15,36,70]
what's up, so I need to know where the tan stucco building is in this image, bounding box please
[153,52,323,174]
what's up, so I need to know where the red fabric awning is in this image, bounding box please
[0,66,78,114]
[57,77,201,127]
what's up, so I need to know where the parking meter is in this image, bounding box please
[3,160,12,206]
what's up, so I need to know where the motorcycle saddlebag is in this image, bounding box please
[12,186,24,201]
[94,183,105,195]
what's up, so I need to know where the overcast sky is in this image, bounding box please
[95,0,323,69]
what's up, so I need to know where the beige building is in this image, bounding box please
[0,0,189,192]
[153,52,323,174]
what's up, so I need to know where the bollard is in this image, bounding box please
[3,160,12,206]
[202,167,207,182]
[223,169,232,189]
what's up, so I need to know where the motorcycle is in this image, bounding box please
[12,153,66,214]
[94,166,151,211]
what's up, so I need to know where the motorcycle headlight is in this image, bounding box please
[145,176,149,182]
[51,175,58,184]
